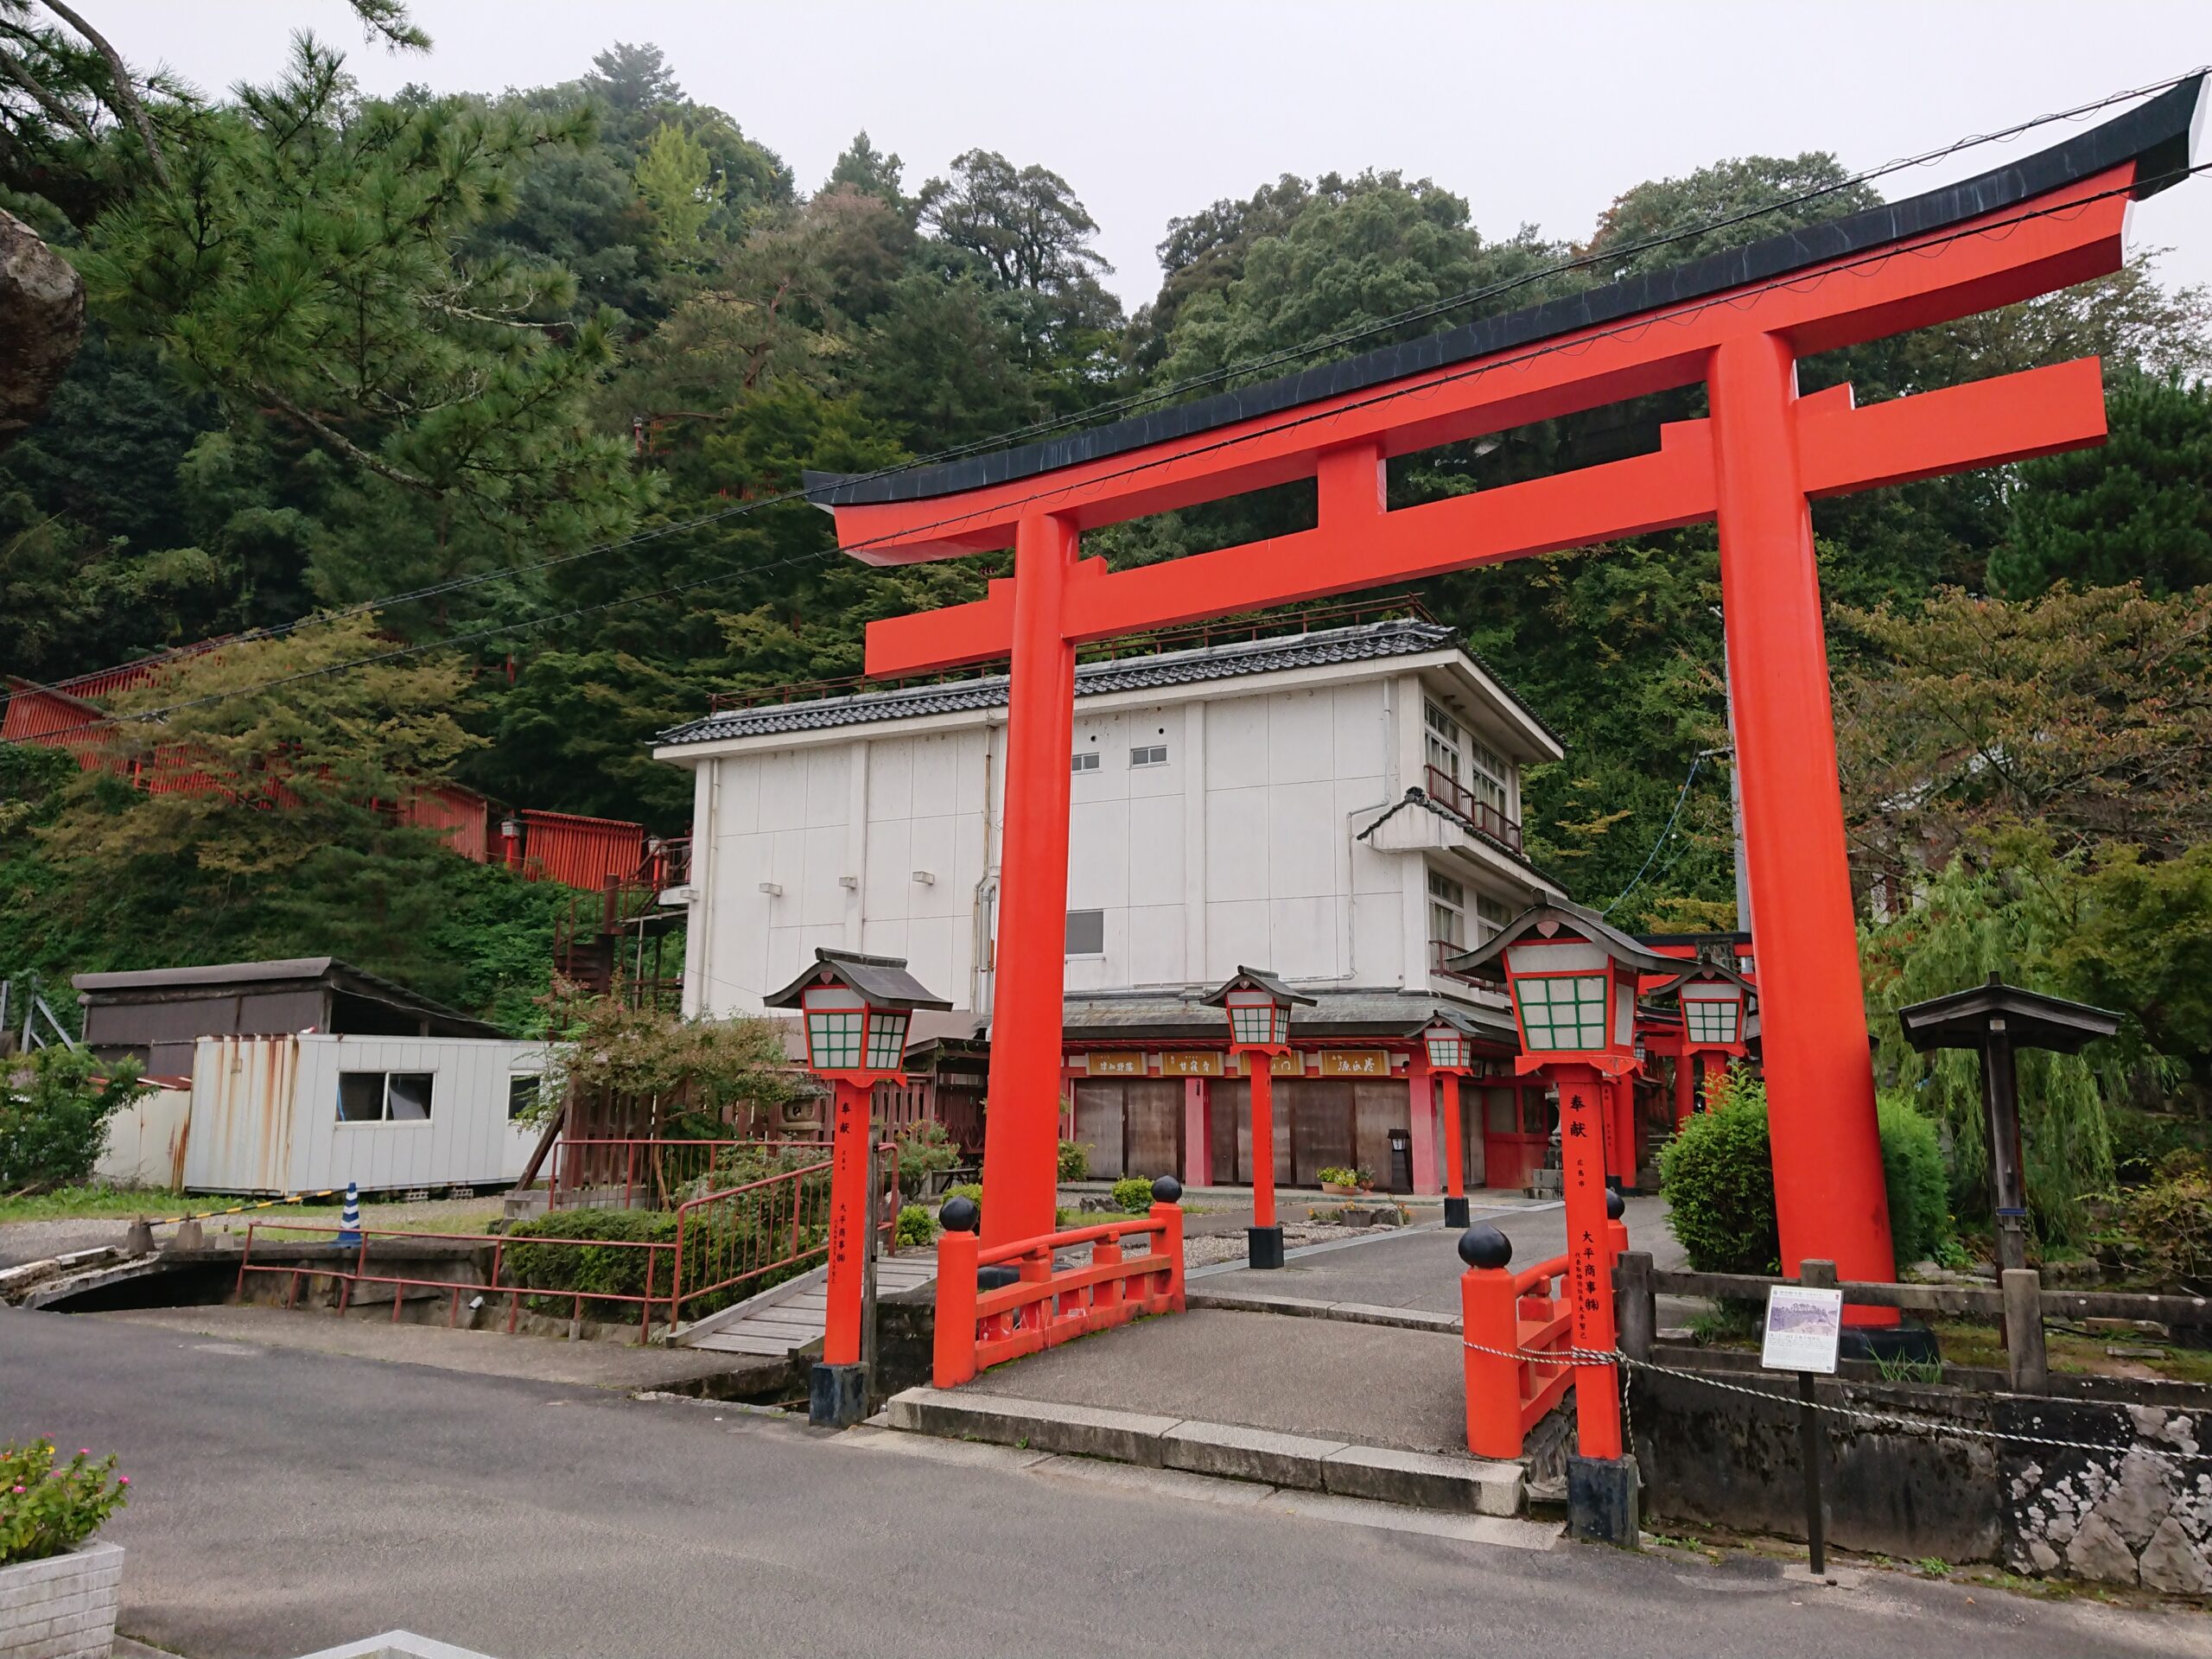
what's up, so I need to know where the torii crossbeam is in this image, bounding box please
[806,79,2205,1276]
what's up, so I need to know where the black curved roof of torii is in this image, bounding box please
[806,75,2204,512]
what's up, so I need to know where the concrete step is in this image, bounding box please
[882,1386,1523,1516]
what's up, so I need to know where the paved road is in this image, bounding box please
[5,1306,2203,1659]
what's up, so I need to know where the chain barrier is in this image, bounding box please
[1459,1335,2212,1465]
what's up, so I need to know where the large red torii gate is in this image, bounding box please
[807,80,2204,1280]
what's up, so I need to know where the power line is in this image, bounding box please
[35,158,2212,743]
[25,69,2197,697]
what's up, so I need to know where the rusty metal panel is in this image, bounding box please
[181,1035,298,1194]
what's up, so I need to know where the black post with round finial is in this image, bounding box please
[1459,1224,1513,1273]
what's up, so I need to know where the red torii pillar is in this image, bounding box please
[821,156,2151,1263]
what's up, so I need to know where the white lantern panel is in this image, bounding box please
[865,1009,910,1071]
[1685,1000,1740,1045]
[1516,974,1610,1052]
[807,1007,866,1070]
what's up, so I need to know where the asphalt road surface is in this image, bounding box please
[4,1306,2205,1659]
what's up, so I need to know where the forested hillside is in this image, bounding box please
[3,10,2210,1201]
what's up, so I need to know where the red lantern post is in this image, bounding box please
[1422,1012,1480,1229]
[1203,968,1314,1269]
[1655,963,1754,1125]
[1446,903,1673,1542]
[765,948,950,1427]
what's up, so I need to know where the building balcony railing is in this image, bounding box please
[1424,765,1522,855]
[1431,938,1487,985]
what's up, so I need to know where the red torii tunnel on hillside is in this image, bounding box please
[807,79,2206,1278]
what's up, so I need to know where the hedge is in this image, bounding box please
[1658,1075,1951,1274]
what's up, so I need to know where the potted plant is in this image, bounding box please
[1318,1166,1376,1197]
[2,1437,129,1658]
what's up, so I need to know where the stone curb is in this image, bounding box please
[883,1386,1522,1516]
[1186,1289,1462,1334]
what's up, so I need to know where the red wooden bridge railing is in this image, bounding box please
[932,1182,1185,1389]
[1460,1211,1629,1459]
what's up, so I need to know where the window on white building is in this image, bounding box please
[1423,700,1462,784]
[1427,870,1465,948]
[338,1071,435,1123]
[1071,750,1101,773]
[1474,893,1514,945]
[1065,909,1106,956]
[507,1075,542,1121]
[1129,744,1168,768]
[1468,738,1510,816]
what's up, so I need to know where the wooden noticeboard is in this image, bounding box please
[1160,1052,1222,1077]
[1319,1050,1389,1077]
[1085,1052,1145,1077]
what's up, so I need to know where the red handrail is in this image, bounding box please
[933,1203,1185,1388]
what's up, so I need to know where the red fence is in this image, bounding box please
[931,1203,1185,1388]
[547,1138,829,1212]
[520,809,647,890]
[235,1224,681,1344]
[236,1146,900,1340]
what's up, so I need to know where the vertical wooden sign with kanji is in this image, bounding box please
[1557,1069,1622,1457]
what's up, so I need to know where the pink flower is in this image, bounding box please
[78,1449,90,1458]
[117,1477,129,1486]
[10,1485,22,1494]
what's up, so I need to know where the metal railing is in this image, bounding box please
[547,1138,829,1212]
[667,1142,900,1329]
[932,1204,1185,1389]
[234,1224,680,1345]
[1423,764,1522,854]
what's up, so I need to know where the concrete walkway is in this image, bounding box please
[964,1306,1471,1455]
[1197,1192,1685,1316]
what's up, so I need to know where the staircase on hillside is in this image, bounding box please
[552,838,691,1006]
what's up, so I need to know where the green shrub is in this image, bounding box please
[1,1439,129,1566]
[1110,1176,1155,1213]
[0,1047,149,1192]
[1317,1165,1371,1189]
[1659,1084,1782,1274]
[2096,1157,2212,1287]
[894,1122,958,1193]
[893,1204,937,1249]
[1659,1075,1951,1274]
[1058,1140,1089,1182]
[505,1198,823,1325]
[1878,1092,1950,1266]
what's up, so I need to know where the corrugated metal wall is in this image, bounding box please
[181,1034,547,1194]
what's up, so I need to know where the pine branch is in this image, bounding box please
[37,0,167,184]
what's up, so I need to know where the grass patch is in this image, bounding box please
[0,1184,501,1234]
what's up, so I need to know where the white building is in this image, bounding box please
[654,617,1574,1195]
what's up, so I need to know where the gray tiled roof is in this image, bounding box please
[1062,986,1517,1045]
[658,619,1557,747]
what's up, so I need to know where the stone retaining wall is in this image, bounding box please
[1630,1357,2212,1591]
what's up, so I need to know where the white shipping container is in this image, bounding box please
[182,1033,547,1195]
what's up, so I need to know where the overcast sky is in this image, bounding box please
[99,1,2212,310]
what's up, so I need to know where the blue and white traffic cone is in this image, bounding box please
[337,1181,361,1246]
